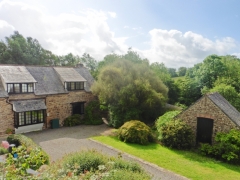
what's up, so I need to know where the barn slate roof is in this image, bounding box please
[208,92,240,127]
[26,66,68,95]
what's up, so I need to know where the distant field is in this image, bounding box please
[172,76,186,81]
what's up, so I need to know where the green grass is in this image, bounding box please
[172,76,186,82]
[92,136,240,180]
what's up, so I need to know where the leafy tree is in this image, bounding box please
[92,59,168,127]
[175,77,201,106]
[196,55,226,89]
[58,53,80,66]
[168,68,178,77]
[178,67,187,76]
[185,63,202,78]
[0,31,57,65]
[150,62,179,104]
[80,53,98,77]
[208,83,240,111]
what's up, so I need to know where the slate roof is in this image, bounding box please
[12,99,46,112]
[54,67,86,83]
[0,78,8,97]
[0,66,37,83]
[74,66,95,92]
[208,92,240,127]
[0,65,94,97]
[26,66,68,95]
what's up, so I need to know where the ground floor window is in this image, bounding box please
[72,102,85,115]
[14,110,45,127]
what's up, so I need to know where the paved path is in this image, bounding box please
[22,125,188,180]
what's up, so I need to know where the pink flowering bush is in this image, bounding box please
[1,141,9,149]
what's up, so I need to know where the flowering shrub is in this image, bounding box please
[38,150,151,180]
[1,141,9,149]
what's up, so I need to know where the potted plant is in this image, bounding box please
[5,128,14,135]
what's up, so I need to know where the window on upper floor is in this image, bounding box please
[7,83,34,94]
[66,82,84,91]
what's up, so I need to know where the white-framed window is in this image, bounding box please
[7,83,34,94]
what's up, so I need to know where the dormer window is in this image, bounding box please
[7,83,34,94]
[66,82,84,91]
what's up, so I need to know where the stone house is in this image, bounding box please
[0,64,96,135]
[176,92,240,144]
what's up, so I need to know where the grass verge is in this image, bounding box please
[92,136,240,180]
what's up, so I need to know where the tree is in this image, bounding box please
[168,68,178,77]
[178,67,187,76]
[196,55,226,89]
[91,59,168,128]
[175,77,201,106]
[208,83,240,111]
[0,31,57,65]
[80,53,98,77]
[150,62,179,104]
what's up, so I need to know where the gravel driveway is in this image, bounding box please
[23,124,188,180]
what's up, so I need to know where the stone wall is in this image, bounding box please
[0,98,14,135]
[176,95,239,143]
[46,91,96,127]
[0,91,96,134]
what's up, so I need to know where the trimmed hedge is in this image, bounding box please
[118,120,155,145]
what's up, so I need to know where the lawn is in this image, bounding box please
[92,136,240,180]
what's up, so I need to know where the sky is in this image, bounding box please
[0,0,240,68]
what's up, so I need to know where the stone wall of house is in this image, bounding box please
[0,91,96,134]
[0,98,14,135]
[46,91,96,128]
[176,96,239,143]
[0,93,46,135]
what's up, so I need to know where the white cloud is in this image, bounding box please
[0,0,239,68]
[140,29,238,68]
[0,0,126,60]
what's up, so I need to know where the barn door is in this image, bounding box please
[197,118,213,144]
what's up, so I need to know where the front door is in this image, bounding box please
[196,117,213,144]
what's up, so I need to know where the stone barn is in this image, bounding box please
[176,92,240,144]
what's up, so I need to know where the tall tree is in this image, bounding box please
[150,62,179,104]
[168,68,178,77]
[178,67,187,76]
[196,55,226,89]
[92,59,168,127]
[0,31,57,65]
